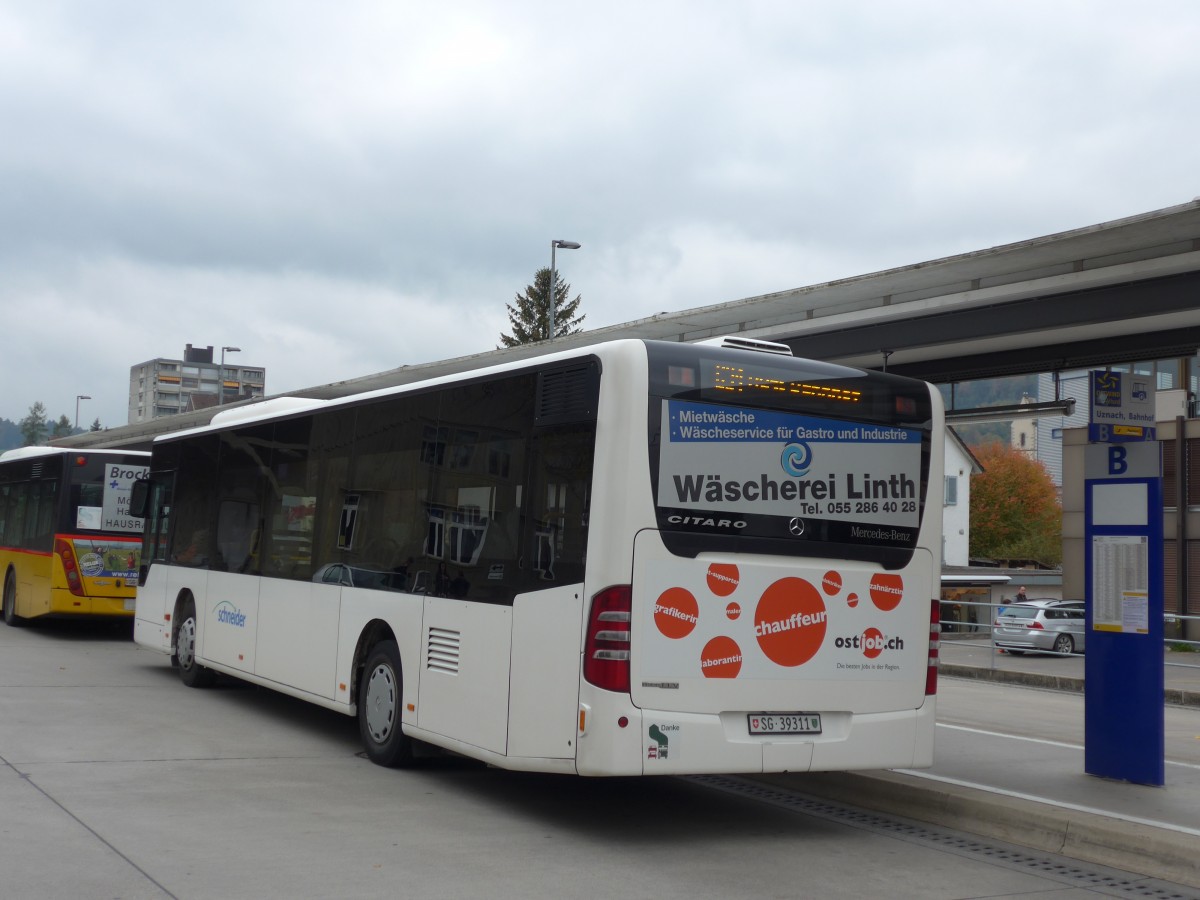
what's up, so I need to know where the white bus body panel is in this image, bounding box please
[257,579,341,700]
[200,571,258,675]
[132,563,171,653]
[507,587,584,759]
[416,596,512,756]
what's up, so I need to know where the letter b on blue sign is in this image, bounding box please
[1108,445,1128,475]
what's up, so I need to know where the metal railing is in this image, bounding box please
[939,598,1200,670]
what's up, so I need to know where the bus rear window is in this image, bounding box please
[646,344,933,568]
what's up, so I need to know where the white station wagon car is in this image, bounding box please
[993,599,1086,656]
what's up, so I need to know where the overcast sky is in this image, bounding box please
[2,1,1197,430]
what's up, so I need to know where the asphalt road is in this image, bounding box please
[3,619,1198,900]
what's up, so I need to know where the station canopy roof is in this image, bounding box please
[59,199,1200,450]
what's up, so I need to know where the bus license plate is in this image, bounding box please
[748,713,822,735]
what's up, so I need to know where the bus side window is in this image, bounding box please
[217,499,260,574]
[0,484,11,544]
[524,425,595,591]
[167,434,220,568]
[27,480,58,549]
[425,378,534,604]
[152,504,171,562]
[258,416,320,581]
[213,426,271,574]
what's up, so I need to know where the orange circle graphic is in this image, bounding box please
[821,570,842,596]
[725,602,741,620]
[707,563,740,597]
[861,627,884,659]
[869,573,904,612]
[700,636,742,678]
[754,578,828,667]
[654,587,699,639]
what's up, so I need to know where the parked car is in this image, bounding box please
[993,599,1086,656]
[312,563,408,592]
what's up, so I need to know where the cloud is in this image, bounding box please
[2,1,1199,429]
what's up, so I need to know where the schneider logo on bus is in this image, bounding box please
[214,601,248,628]
[660,401,921,528]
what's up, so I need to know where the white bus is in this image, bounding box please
[132,337,943,775]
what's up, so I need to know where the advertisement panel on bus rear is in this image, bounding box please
[69,537,141,582]
[636,551,930,685]
[656,400,922,529]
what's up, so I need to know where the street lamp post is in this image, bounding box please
[548,239,581,341]
[74,395,91,430]
[219,346,241,405]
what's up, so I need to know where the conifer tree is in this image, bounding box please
[499,267,585,347]
[51,415,73,440]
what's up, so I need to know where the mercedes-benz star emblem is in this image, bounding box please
[788,518,805,536]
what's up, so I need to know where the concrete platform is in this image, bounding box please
[766,640,1200,889]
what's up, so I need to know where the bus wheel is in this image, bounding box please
[3,575,24,627]
[176,601,216,688]
[359,640,414,767]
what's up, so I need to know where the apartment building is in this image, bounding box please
[128,344,266,424]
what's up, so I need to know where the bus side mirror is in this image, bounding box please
[129,479,151,520]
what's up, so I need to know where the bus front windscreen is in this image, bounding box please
[647,344,933,568]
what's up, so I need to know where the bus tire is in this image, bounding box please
[358,640,414,767]
[176,600,216,688]
[3,573,24,627]
[2,578,25,628]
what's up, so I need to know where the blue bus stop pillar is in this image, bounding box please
[1083,442,1164,786]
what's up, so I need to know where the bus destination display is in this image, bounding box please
[658,399,922,530]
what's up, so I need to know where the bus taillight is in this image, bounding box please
[584,585,632,693]
[55,538,85,597]
[926,599,940,696]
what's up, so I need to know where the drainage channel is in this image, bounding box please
[689,774,1200,900]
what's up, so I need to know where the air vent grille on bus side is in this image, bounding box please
[535,360,600,427]
[427,627,462,675]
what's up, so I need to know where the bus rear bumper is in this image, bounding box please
[577,692,936,776]
[48,589,136,617]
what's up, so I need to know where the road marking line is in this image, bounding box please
[937,723,1080,750]
[937,722,1200,770]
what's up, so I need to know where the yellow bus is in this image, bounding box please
[1,447,149,625]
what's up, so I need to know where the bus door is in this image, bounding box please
[133,473,174,652]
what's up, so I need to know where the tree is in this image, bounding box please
[90,418,103,432]
[969,440,1062,566]
[50,415,73,440]
[19,402,49,446]
[499,267,585,347]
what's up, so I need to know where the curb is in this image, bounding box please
[940,662,1085,694]
[752,770,1200,891]
[940,663,1200,708]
